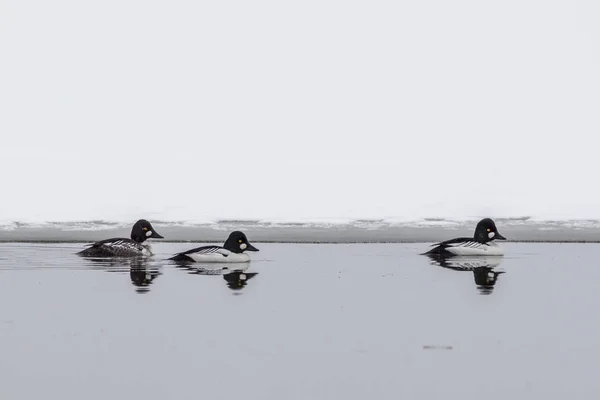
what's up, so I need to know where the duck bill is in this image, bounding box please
[495,232,507,240]
[151,231,164,239]
[245,243,259,252]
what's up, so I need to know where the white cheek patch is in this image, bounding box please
[240,243,247,250]
[146,230,153,237]
[488,232,495,239]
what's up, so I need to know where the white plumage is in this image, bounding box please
[443,241,503,256]
[184,247,251,263]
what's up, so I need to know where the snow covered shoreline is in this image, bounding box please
[2,218,600,242]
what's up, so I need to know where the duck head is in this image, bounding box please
[130,219,164,243]
[223,231,259,253]
[474,218,506,243]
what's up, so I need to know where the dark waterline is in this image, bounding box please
[4,218,600,242]
[1,242,599,399]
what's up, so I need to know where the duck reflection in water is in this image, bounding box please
[223,271,258,290]
[173,261,258,292]
[81,257,162,294]
[129,263,161,294]
[426,254,505,295]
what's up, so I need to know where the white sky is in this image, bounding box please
[1,1,599,222]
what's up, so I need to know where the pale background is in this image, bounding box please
[1,0,599,224]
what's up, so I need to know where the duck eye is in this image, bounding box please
[238,239,243,243]
[142,227,148,231]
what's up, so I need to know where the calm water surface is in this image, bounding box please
[1,242,599,399]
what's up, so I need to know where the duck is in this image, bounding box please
[77,219,164,257]
[423,218,506,256]
[169,231,259,263]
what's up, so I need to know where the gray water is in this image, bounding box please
[1,242,599,399]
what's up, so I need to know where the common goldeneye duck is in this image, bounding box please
[77,219,164,257]
[169,231,259,263]
[423,218,507,256]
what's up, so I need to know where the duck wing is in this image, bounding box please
[78,238,146,257]
[423,237,482,256]
[169,245,231,262]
